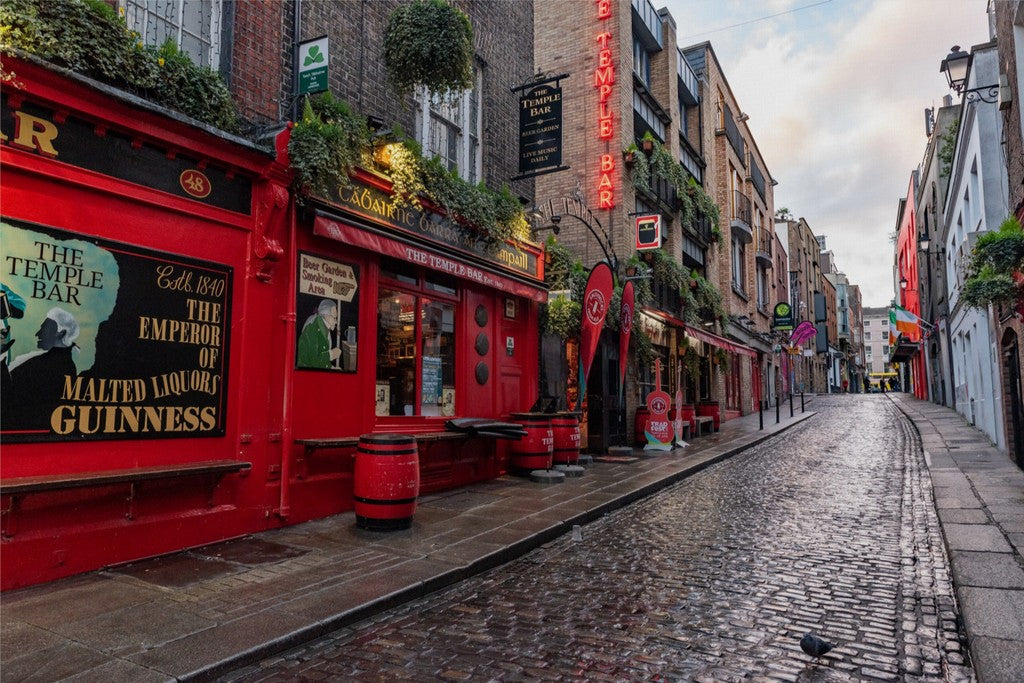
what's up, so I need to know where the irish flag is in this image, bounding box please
[890,305,919,341]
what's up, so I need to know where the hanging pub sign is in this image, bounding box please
[517,83,563,176]
[635,214,662,250]
[0,218,232,442]
[297,36,329,95]
[772,301,794,330]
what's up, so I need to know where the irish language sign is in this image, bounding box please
[1,218,231,441]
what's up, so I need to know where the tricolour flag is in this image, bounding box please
[890,305,919,341]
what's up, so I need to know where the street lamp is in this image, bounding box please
[940,45,999,104]
[900,277,908,291]
[918,234,931,251]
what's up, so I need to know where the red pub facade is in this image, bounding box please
[0,58,545,590]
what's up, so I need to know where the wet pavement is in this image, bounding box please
[220,395,973,682]
[3,393,1022,682]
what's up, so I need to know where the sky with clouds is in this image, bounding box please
[658,0,991,307]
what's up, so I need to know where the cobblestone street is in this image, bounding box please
[224,396,974,682]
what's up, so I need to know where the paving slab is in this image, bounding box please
[949,550,1024,588]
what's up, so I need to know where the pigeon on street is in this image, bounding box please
[800,633,835,659]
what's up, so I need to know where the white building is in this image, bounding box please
[943,41,1007,448]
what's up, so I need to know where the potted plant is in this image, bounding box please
[383,0,474,101]
[640,130,656,154]
[623,143,638,167]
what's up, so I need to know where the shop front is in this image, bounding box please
[286,168,546,511]
[0,59,546,590]
[0,59,290,589]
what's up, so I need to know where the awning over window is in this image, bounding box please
[889,340,919,363]
[640,307,757,358]
[313,213,548,302]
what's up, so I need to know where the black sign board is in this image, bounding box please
[772,302,794,330]
[1,218,232,442]
[1,94,252,214]
[517,83,563,176]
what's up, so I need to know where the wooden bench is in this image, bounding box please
[0,460,251,536]
[294,432,473,478]
[694,416,714,436]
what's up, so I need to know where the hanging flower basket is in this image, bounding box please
[383,0,475,101]
[641,138,655,154]
[623,150,636,167]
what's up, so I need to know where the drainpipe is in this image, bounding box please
[277,168,298,520]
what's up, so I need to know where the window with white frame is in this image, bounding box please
[414,64,482,184]
[123,0,222,69]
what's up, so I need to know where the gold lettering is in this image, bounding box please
[11,111,59,157]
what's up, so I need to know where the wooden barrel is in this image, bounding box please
[634,406,650,446]
[551,412,580,465]
[508,413,553,473]
[697,400,720,432]
[353,433,419,531]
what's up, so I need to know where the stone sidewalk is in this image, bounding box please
[890,393,1024,683]
[1,404,815,682]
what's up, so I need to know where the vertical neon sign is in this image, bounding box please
[595,0,615,209]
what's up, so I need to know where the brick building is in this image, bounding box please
[991,1,1024,469]
[777,216,828,392]
[533,0,778,450]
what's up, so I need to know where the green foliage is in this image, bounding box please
[633,322,654,368]
[627,134,720,235]
[682,345,700,379]
[690,272,727,328]
[714,347,730,371]
[289,94,371,197]
[542,295,581,340]
[938,116,960,180]
[1,0,238,131]
[962,267,1019,308]
[962,216,1024,309]
[383,0,474,101]
[973,217,1024,272]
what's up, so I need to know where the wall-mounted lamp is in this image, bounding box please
[940,45,999,103]
[900,277,908,291]
[738,112,750,122]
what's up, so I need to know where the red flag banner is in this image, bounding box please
[618,281,634,394]
[580,262,613,385]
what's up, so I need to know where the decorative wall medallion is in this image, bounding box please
[475,305,488,327]
[475,362,489,385]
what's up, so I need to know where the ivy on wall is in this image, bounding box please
[1,0,238,131]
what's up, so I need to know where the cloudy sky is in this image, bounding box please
[658,0,991,307]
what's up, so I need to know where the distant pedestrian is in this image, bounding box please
[881,379,887,393]
[862,377,870,393]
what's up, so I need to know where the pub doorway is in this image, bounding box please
[586,331,624,452]
[1002,330,1024,471]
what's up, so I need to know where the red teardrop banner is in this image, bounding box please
[579,262,613,386]
[618,280,634,395]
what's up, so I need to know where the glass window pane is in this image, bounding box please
[376,290,417,416]
[380,258,417,285]
[420,300,455,416]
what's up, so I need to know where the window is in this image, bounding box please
[633,39,651,86]
[376,262,457,417]
[731,238,746,291]
[881,329,888,340]
[756,267,768,310]
[864,331,871,340]
[123,0,222,69]
[415,64,482,183]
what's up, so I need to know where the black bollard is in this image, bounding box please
[801,391,805,412]
[789,391,794,418]
[776,395,780,424]
[759,399,763,430]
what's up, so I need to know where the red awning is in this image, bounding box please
[639,307,758,358]
[313,214,547,302]
[684,325,758,358]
